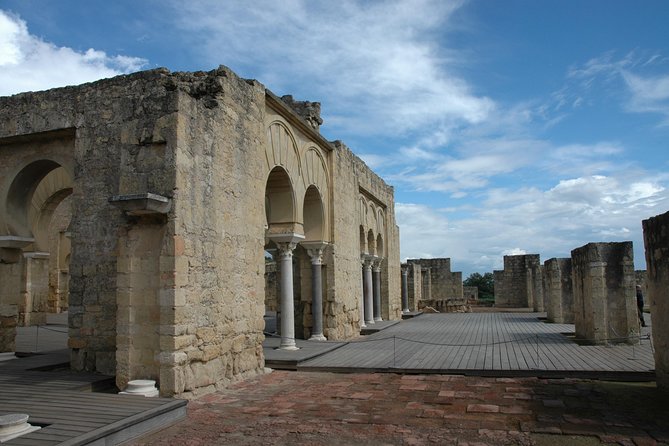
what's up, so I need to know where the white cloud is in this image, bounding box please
[564,50,669,125]
[0,10,145,96]
[397,172,668,276]
[165,0,494,136]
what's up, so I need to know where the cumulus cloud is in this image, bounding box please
[164,0,494,136]
[0,10,145,96]
[397,173,668,276]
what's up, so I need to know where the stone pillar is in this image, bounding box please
[304,242,327,341]
[372,258,382,321]
[271,233,304,351]
[544,258,573,323]
[642,211,669,391]
[360,260,366,328]
[401,266,409,313]
[362,256,374,325]
[571,242,638,345]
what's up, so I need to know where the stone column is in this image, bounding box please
[304,242,327,341]
[362,256,374,325]
[643,211,669,392]
[571,242,638,345]
[372,258,383,321]
[401,266,409,313]
[270,233,304,351]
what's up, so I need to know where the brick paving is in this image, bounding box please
[131,371,669,446]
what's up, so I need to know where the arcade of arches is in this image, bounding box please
[0,66,401,397]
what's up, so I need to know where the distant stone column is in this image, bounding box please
[360,259,366,328]
[274,236,303,351]
[401,266,409,313]
[372,258,383,321]
[363,257,375,325]
[304,243,327,341]
[571,242,638,345]
[643,211,669,391]
[544,258,573,323]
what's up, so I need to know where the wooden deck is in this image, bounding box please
[3,317,186,445]
[298,312,655,379]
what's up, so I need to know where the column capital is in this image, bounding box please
[372,257,383,272]
[302,241,328,265]
[269,233,305,259]
[361,254,374,269]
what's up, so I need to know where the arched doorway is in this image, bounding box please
[1,160,73,327]
[301,185,327,340]
[264,166,303,350]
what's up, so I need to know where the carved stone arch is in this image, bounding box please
[376,208,385,237]
[367,229,376,257]
[301,147,330,241]
[367,202,377,232]
[29,167,73,250]
[265,121,302,183]
[2,158,72,238]
[358,196,368,227]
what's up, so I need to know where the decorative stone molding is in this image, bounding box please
[108,193,171,216]
[119,379,159,397]
[0,413,41,443]
[0,236,34,249]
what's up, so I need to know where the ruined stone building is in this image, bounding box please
[493,254,544,310]
[571,242,639,345]
[403,258,467,312]
[0,66,401,397]
[642,211,669,391]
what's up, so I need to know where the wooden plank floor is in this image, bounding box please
[3,334,186,445]
[299,312,655,378]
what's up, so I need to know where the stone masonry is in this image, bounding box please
[494,254,543,310]
[571,242,639,345]
[405,258,467,312]
[642,211,669,391]
[0,66,401,396]
[543,258,574,323]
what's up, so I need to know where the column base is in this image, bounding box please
[374,317,383,322]
[277,344,300,351]
[309,334,327,341]
[365,319,375,325]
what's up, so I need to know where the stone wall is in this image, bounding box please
[0,65,402,397]
[494,254,542,309]
[407,262,422,311]
[642,211,669,391]
[571,242,638,345]
[543,258,573,323]
[333,142,401,328]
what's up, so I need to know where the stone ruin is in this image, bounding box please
[642,211,669,391]
[492,244,645,347]
[493,254,544,310]
[542,258,574,323]
[571,242,639,345]
[0,65,402,397]
[404,258,469,313]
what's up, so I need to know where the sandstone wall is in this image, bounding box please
[406,263,422,311]
[406,258,463,303]
[494,255,542,308]
[330,142,401,335]
[571,242,638,345]
[642,211,669,391]
[166,68,267,397]
[543,258,573,323]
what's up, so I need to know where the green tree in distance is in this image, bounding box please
[463,272,494,302]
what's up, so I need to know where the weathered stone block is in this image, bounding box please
[571,242,638,345]
[642,211,669,391]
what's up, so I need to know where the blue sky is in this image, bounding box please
[2,0,668,276]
